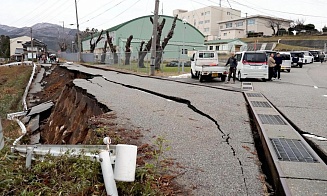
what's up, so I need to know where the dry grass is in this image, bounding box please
[240,35,327,43]
[274,43,315,51]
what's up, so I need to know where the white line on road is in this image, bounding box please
[314,86,318,89]
[303,134,327,141]
[323,95,327,97]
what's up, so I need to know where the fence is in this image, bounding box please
[59,50,197,75]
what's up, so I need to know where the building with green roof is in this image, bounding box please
[82,15,205,61]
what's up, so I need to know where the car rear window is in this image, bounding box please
[281,54,291,60]
[243,53,266,62]
[291,53,304,58]
[199,52,215,58]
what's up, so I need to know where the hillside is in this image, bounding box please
[0,23,77,51]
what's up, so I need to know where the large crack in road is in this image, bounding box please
[99,75,250,195]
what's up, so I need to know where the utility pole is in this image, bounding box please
[150,0,160,76]
[30,28,33,63]
[245,13,248,38]
[75,0,81,62]
[219,0,221,7]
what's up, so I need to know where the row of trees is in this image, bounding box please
[80,15,178,70]
[265,18,324,36]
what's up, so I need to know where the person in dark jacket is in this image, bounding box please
[225,53,238,84]
[274,53,283,80]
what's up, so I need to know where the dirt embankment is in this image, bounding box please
[36,66,108,144]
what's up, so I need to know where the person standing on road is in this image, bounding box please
[225,53,238,84]
[268,53,276,81]
[318,52,324,63]
[274,53,282,80]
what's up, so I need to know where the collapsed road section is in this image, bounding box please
[60,63,265,195]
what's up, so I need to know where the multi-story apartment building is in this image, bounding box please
[173,6,241,40]
[218,15,292,39]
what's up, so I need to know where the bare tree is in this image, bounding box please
[90,30,103,53]
[125,35,133,65]
[266,19,282,36]
[106,30,118,64]
[101,40,107,64]
[138,15,178,69]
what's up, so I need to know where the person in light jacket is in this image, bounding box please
[268,53,276,81]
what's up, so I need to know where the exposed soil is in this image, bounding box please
[35,65,186,195]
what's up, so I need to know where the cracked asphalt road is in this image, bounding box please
[63,64,264,195]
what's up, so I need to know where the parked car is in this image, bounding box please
[300,51,314,64]
[290,52,304,68]
[190,50,228,82]
[279,52,292,72]
[235,51,268,81]
[309,50,323,62]
[184,61,191,67]
[166,60,179,67]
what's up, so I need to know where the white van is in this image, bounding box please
[279,52,292,72]
[300,51,314,64]
[235,51,268,81]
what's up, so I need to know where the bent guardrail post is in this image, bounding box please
[0,118,4,151]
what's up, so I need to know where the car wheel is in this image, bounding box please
[287,69,291,72]
[305,60,307,64]
[199,74,204,82]
[311,59,313,63]
[237,72,242,81]
[221,75,226,82]
[191,69,196,78]
[299,64,303,68]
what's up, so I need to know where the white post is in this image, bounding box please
[182,21,185,73]
[99,151,118,196]
[26,147,34,168]
[0,118,4,151]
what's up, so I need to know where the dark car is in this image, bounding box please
[166,60,179,67]
[290,52,304,68]
[184,61,191,67]
[309,50,323,62]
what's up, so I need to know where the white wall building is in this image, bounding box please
[218,15,292,39]
[10,36,31,57]
[173,6,241,41]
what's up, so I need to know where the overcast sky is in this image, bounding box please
[1,0,327,31]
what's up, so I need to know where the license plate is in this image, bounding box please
[281,67,285,69]
[212,73,218,77]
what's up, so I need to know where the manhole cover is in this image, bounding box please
[242,82,252,85]
[258,114,287,125]
[243,87,253,90]
[247,93,262,97]
[270,138,318,163]
[251,101,271,108]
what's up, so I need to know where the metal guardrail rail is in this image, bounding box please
[244,91,327,195]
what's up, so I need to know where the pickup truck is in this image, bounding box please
[190,50,228,82]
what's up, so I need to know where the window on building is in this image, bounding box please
[201,12,204,16]
[204,28,210,32]
[225,22,232,28]
[194,20,196,26]
[223,33,227,36]
[17,41,22,43]
[227,12,230,15]
[209,46,213,50]
[215,46,219,50]
[205,11,210,15]
[182,48,188,54]
[205,20,210,24]
[220,25,223,29]
[199,21,204,24]
[236,21,243,27]
[247,19,255,25]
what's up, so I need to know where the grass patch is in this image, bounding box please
[274,43,315,51]
[240,35,327,43]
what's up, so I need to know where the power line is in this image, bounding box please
[80,0,126,26]
[94,0,143,29]
[79,0,119,20]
